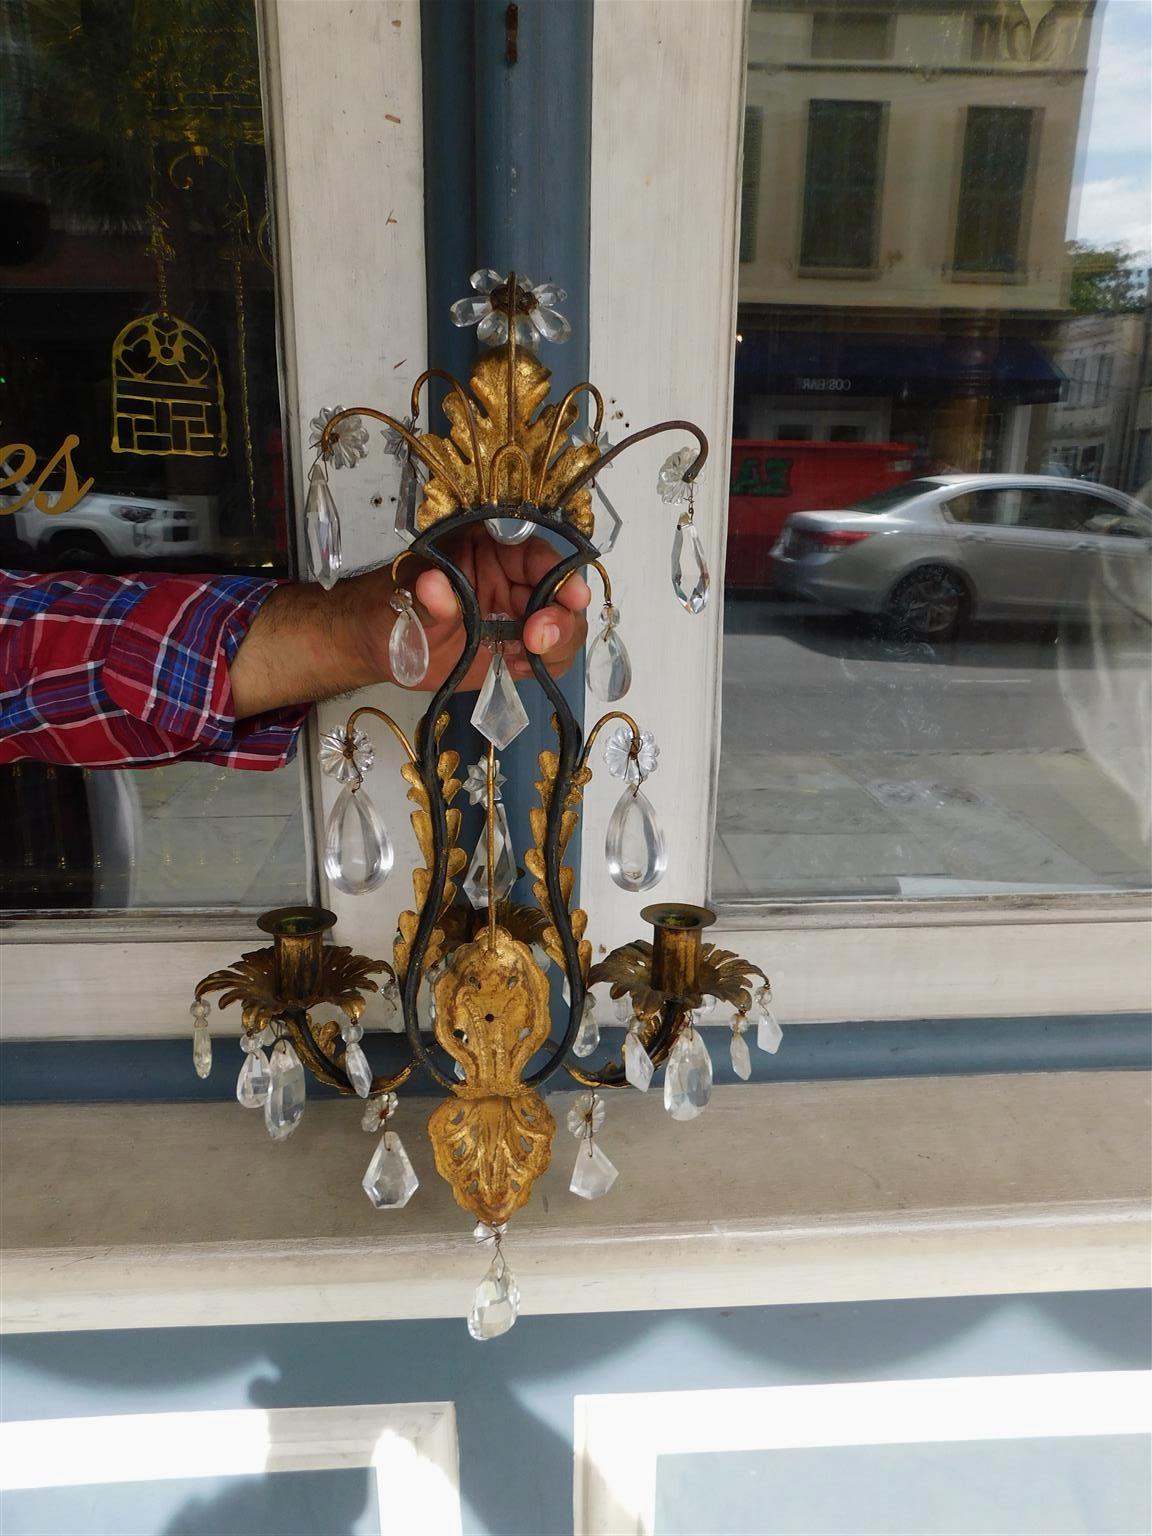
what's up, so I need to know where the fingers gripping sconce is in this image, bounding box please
[194,271,779,1339]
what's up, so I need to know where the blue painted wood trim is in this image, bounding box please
[2,1016,1146,1103]
[420,0,593,925]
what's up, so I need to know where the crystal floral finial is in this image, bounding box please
[657,446,700,505]
[603,724,659,784]
[319,726,374,784]
[463,758,507,806]
[309,405,370,469]
[449,269,571,349]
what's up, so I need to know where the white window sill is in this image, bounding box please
[2,1071,1148,1334]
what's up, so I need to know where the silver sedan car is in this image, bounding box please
[770,474,1152,639]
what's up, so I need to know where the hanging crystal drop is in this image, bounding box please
[572,996,600,1058]
[468,1254,521,1341]
[236,1047,271,1107]
[470,653,530,749]
[362,1131,420,1209]
[594,484,623,553]
[586,604,632,702]
[664,1028,713,1120]
[485,516,534,546]
[388,592,430,688]
[192,1023,212,1079]
[605,786,667,892]
[730,1027,753,1082]
[614,993,636,1025]
[265,1038,306,1141]
[623,1028,655,1092]
[305,461,342,590]
[671,511,710,614]
[324,784,393,895]
[343,1040,373,1098]
[463,800,517,910]
[394,455,419,539]
[756,1006,783,1055]
[570,1140,619,1200]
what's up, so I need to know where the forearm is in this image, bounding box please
[228,568,394,719]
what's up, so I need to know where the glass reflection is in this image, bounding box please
[720,0,1151,901]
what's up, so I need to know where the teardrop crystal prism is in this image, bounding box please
[362,1131,419,1209]
[570,1140,619,1200]
[572,996,600,1058]
[324,784,393,895]
[265,1038,306,1141]
[344,1039,373,1098]
[671,513,710,614]
[305,463,342,590]
[236,1047,271,1107]
[623,1029,655,1092]
[756,1007,783,1055]
[664,1028,713,1120]
[463,801,517,910]
[395,456,418,539]
[586,621,632,702]
[485,517,534,545]
[468,1256,521,1340]
[192,1024,212,1080]
[730,1029,752,1081]
[470,653,530,749]
[388,604,430,688]
[605,787,667,892]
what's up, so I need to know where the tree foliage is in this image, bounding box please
[1066,240,1148,315]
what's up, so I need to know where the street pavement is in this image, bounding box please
[716,597,1152,900]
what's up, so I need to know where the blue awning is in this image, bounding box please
[734,330,1065,405]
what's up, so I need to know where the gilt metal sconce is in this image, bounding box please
[194,272,779,1338]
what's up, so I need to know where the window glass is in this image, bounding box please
[0,0,308,912]
[721,0,1152,904]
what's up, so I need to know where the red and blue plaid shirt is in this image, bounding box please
[0,569,307,770]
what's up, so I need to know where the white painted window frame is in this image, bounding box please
[573,1374,1152,1536]
[2,0,429,1041]
[0,1401,462,1536]
[581,0,1151,1023]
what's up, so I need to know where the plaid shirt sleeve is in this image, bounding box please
[0,569,309,770]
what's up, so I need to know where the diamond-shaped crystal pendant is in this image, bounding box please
[394,455,418,540]
[387,593,429,688]
[265,1038,306,1141]
[594,484,623,553]
[570,1140,619,1200]
[572,996,600,1058]
[605,786,667,893]
[470,653,530,749]
[756,1005,783,1055]
[236,1047,271,1107]
[623,1028,655,1092]
[362,1131,419,1209]
[586,605,632,703]
[463,801,517,910]
[324,784,393,895]
[468,1253,521,1340]
[192,1023,212,1080]
[305,461,342,590]
[343,1040,373,1098]
[671,511,710,614]
[664,1028,713,1120]
[730,1028,753,1082]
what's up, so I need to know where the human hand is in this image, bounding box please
[412,526,590,691]
[229,527,590,719]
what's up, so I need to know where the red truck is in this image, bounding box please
[725,439,915,590]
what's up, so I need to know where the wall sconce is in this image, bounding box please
[194,272,779,1338]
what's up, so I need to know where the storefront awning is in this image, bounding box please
[734,330,1065,405]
